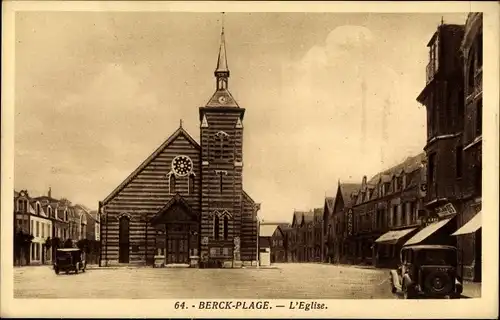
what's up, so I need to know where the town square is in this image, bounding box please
[6,6,492,310]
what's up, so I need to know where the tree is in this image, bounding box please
[13,228,34,266]
[63,238,74,248]
[50,237,62,260]
[76,239,90,253]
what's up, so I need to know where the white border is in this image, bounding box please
[2,1,499,319]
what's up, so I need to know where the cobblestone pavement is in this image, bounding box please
[14,263,396,299]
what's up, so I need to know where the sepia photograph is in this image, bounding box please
[1,1,498,319]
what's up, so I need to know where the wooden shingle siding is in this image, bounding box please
[199,108,245,259]
[102,132,201,264]
[240,192,257,261]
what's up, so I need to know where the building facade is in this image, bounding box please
[416,15,482,282]
[99,26,260,268]
[322,197,335,263]
[312,208,324,262]
[453,12,483,282]
[330,182,361,264]
[368,154,427,268]
[324,154,427,268]
[14,188,100,266]
[289,211,302,262]
[416,21,465,250]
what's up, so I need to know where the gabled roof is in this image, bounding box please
[313,207,323,221]
[102,126,200,205]
[302,211,315,224]
[279,224,293,233]
[259,224,278,237]
[89,210,100,222]
[339,182,362,208]
[291,211,301,227]
[242,190,255,204]
[324,197,335,214]
[292,210,309,227]
[150,193,197,224]
[205,89,239,108]
[368,153,426,185]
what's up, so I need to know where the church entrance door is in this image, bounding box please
[166,223,190,264]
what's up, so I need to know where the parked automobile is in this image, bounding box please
[53,248,86,275]
[389,245,463,299]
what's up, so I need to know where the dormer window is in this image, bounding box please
[17,199,28,212]
[64,209,68,221]
[36,203,41,215]
[48,206,52,217]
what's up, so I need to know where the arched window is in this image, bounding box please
[64,210,68,221]
[118,216,130,263]
[188,174,195,195]
[223,216,229,240]
[214,215,220,240]
[169,174,176,194]
[214,131,229,161]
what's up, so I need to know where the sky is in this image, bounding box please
[14,12,469,222]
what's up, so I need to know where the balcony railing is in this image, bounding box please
[426,60,436,84]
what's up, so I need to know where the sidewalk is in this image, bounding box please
[322,262,391,271]
[462,281,481,298]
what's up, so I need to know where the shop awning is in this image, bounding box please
[452,211,481,236]
[404,217,453,246]
[375,228,417,244]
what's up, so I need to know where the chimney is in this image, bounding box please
[48,187,52,198]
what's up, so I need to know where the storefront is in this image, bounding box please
[453,207,481,282]
[374,227,417,268]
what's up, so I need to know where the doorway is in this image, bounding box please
[119,216,130,263]
[166,223,190,264]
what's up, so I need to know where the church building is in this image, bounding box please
[99,24,260,268]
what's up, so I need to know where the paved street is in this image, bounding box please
[14,263,395,299]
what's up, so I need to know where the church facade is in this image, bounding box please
[99,27,260,268]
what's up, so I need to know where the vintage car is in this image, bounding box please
[389,245,463,299]
[53,248,86,275]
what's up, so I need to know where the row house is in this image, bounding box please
[13,188,100,265]
[416,13,482,282]
[312,208,324,262]
[258,222,290,264]
[14,190,53,265]
[322,197,335,262]
[362,153,427,268]
[330,182,360,264]
[289,210,322,262]
[325,153,427,268]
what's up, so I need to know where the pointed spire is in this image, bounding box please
[216,12,229,73]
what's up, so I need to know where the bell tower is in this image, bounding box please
[199,14,246,264]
